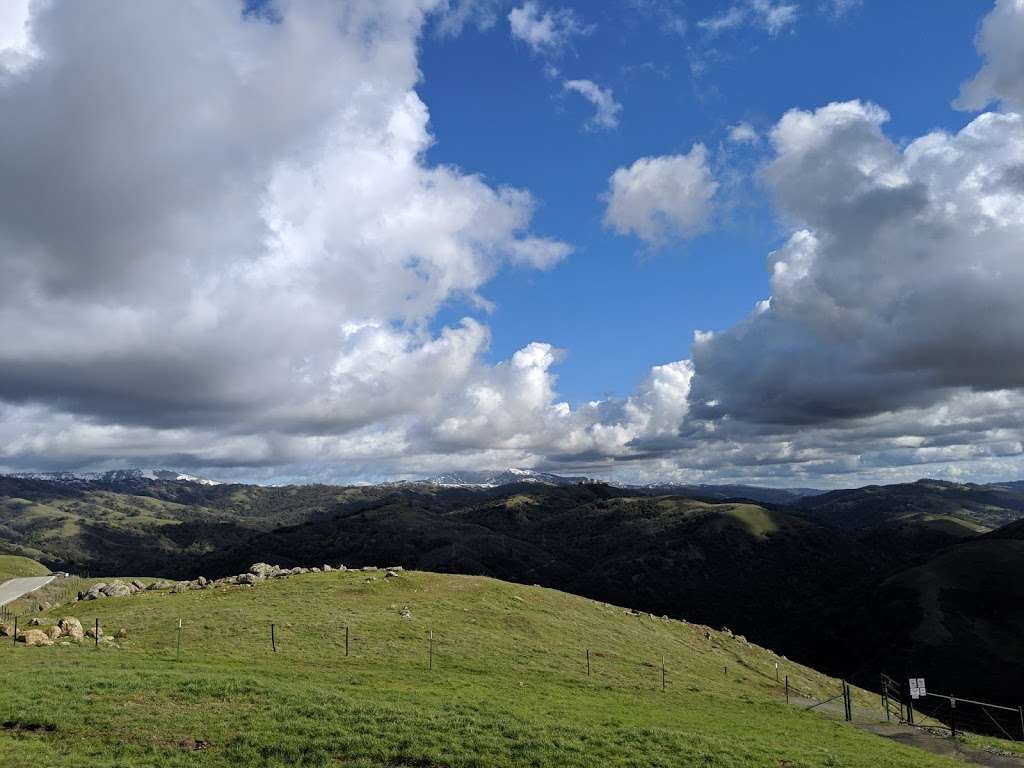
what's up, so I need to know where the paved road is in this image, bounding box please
[0,576,55,607]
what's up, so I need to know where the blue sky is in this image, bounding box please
[420,0,990,403]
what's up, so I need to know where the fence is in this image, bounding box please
[882,672,1024,742]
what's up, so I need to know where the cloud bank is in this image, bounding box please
[3,0,1024,490]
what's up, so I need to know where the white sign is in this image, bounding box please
[917,678,926,696]
[909,678,926,699]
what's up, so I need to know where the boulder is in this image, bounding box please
[385,570,399,578]
[83,583,107,601]
[85,625,103,639]
[238,573,259,586]
[58,617,85,640]
[101,582,134,598]
[361,566,378,572]
[0,623,12,637]
[17,629,52,647]
[148,580,171,591]
[399,606,413,620]
[322,564,333,572]
[336,565,347,571]
[115,628,128,639]
[44,625,63,641]
[171,582,189,594]
[27,617,43,626]
[249,563,280,579]
[130,580,146,592]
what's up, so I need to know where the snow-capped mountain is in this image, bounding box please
[419,468,597,487]
[6,468,221,486]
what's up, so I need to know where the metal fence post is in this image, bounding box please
[785,675,789,704]
[950,696,957,739]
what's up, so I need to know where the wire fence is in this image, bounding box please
[882,672,1024,742]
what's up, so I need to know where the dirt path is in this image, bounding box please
[790,695,1024,767]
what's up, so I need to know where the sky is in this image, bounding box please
[0,0,1023,488]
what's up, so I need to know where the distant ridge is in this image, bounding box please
[6,468,221,486]
[412,468,599,487]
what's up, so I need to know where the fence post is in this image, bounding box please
[662,656,666,692]
[12,616,17,646]
[586,649,591,677]
[785,675,789,704]
[176,619,182,662]
[271,623,276,653]
[95,618,99,649]
[428,629,433,671]
[345,625,349,657]
[950,696,957,739]
[881,675,889,722]
[1018,705,1024,741]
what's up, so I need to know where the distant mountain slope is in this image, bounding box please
[638,484,823,505]
[791,478,1024,533]
[826,518,1024,707]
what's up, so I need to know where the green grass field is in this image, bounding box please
[0,569,967,767]
[0,555,50,581]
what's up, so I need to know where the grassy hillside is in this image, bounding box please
[0,569,963,768]
[0,554,48,581]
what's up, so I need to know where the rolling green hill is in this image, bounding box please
[0,568,965,767]
[0,555,49,581]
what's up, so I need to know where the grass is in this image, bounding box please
[0,555,49,581]
[0,569,966,767]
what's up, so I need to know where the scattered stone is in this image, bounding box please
[361,566,378,572]
[322,564,333,572]
[148,581,171,591]
[101,582,134,598]
[27,617,43,626]
[171,582,188,594]
[385,569,399,578]
[238,573,259,586]
[399,606,413,620]
[130,579,146,591]
[0,623,12,637]
[115,628,128,640]
[17,629,52,647]
[85,625,103,640]
[336,565,347,571]
[58,617,84,640]
[44,625,63,641]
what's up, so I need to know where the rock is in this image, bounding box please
[399,606,413,620]
[386,566,404,572]
[58,617,84,640]
[188,580,206,591]
[361,566,378,572]
[101,582,134,598]
[336,565,347,571]
[83,583,108,601]
[322,564,333,571]
[148,580,171,591]
[85,625,103,639]
[44,625,63,641]
[238,573,259,586]
[385,570,399,578]
[17,629,52,647]
[171,582,188,594]
[0,623,12,637]
[27,617,43,626]
[115,628,128,639]
[249,563,280,579]
[130,579,146,591]
[197,576,209,587]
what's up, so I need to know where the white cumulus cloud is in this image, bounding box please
[603,144,719,244]
[508,1,587,56]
